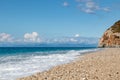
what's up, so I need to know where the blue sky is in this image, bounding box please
[0,0,120,44]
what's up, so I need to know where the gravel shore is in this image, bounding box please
[18,48,120,80]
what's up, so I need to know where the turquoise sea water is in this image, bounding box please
[0,47,99,80]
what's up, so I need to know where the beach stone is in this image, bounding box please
[17,48,120,80]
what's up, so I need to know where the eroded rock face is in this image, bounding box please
[98,20,120,47]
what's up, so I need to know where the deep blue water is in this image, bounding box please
[0,47,98,80]
[0,47,96,56]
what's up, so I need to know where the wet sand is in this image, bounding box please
[18,48,120,80]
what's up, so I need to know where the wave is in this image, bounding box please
[0,48,99,80]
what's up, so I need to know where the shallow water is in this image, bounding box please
[0,47,98,80]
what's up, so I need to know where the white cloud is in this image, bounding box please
[45,34,98,44]
[86,1,98,9]
[0,32,98,46]
[63,2,69,7]
[82,8,94,14]
[76,0,111,14]
[24,32,41,42]
[102,7,110,12]
[75,34,80,37]
[0,33,13,42]
[70,38,78,42]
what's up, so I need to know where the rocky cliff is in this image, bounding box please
[98,20,120,47]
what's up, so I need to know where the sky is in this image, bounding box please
[0,0,120,44]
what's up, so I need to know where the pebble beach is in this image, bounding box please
[18,48,120,80]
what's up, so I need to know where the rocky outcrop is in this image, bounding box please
[98,20,120,47]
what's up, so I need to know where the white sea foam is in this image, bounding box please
[0,48,99,80]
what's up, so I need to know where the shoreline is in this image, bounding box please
[18,48,120,80]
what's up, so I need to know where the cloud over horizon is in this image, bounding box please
[24,32,41,42]
[0,33,13,42]
[0,32,98,47]
[75,34,80,37]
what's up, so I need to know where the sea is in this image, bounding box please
[0,47,99,80]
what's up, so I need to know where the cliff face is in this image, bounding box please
[98,20,120,47]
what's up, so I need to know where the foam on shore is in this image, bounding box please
[18,48,120,80]
[0,48,98,80]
